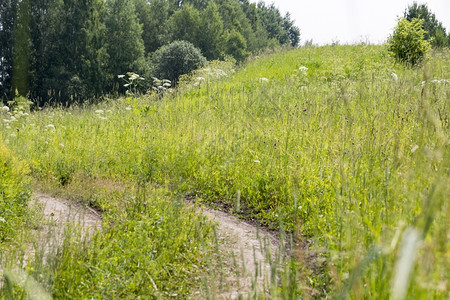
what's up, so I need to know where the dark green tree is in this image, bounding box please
[105,0,145,92]
[133,0,170,55]
[223,29,249,62]
[81,0,108,99]
[168,4,201,45]
[283,12,300,47]
[404,2,448,47]
[0,0,18,101]
[198,2,224,59]
[256,2,299,47]
[216,0,257,53]
[240,0,271,51]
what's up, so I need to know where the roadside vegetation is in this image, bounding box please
[1,44,448,298]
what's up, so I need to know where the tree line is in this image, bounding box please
[0,0,300,105]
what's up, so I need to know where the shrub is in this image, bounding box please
[388,18,431,65]
[150,40,206,84]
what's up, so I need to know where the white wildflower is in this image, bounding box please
[430,79,449,84]
[46,124,55,129]
[253,160,261,163]
[215,69,227,77]
[117,74,125,79]
[1,106,9,112]
[129,73,139,80]
[259,77,269,83]
[391,72,398,82]
[125,106,132,111]
[10,133,16,137]
[95,109,104,114]
[299,66,308,71]
[3,119,10,123]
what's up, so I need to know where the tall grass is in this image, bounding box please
[1,45,448,298]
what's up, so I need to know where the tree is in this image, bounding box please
[168,4,201,46]
[224,29,249,62]
[257,2,287,45]
[198,2,224,59]
[404,2,448,47]
[0,0,18,101]
[388,18,431,65]
[133,0,170,55]
[283,12,300,47]
[105,0,145,92]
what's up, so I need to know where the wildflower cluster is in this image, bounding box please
[118,72,145,95]
[150,77,171,94]
[1,96,31,132]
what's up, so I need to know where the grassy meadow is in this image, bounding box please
[1,45,449,298]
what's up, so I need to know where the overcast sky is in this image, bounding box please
[260,0,450,45]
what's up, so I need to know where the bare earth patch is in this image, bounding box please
[199,206,281,299]
[30,193,281,299]
[32,192,102,231]
[27,192,102,262]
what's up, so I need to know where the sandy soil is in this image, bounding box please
[199,207,280,299]
[30,193,280,299]
[32,192,102,233]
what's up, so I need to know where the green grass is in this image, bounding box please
[1,45,449,298]
[0,141,31,246]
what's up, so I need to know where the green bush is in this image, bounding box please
[0,142,31,245]
[388,18,431,65]
[150,40,206,83]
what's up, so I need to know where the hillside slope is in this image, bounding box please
[1,45,449,298]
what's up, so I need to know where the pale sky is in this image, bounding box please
[261,0,450,45]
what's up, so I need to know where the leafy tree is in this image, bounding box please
[216,0,257,52]
[105,0,145,92]
[81,0,108,99]
[404,2,448,47]
[256,2,299,47]
[198,2,224,59]
[0,0,18,101]
[283,12,300,47]
[168,4,202,46]
[240,0,271,51]
[150,40,206,83]
[223,29,249,62]
[133,0,170,55]
[388,18,431,65]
